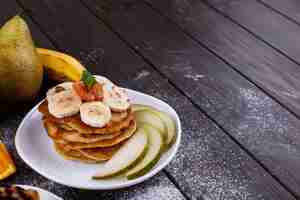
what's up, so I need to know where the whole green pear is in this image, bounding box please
[0,16,43,108]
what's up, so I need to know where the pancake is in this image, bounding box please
[55,143,120,162]
[43,119,59,139]
[40,97,136,163]
[54,120,137,149]
[61,130,123,143]
[39,100,133,134]
[54,143,99,163]
[43,116,133,140]
[59,124,73,131]
[43,119,124,143]
[111,111,128,122]
[77,144,121,161]
[66,113,133,134]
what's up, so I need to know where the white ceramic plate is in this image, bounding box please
[16,185,62,200]
[15,88,181,190]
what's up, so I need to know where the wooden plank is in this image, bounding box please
[14,0,297,199]
[260,0,300,24]
[143,0,300,120]
[204,0,300,66]
[80,0,300,197]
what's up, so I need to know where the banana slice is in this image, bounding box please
[95,75,115,95]
[94,75,130,112]
[48,89,82,118]
[80,101,112,128]
[103,86,130,112]
[46,82,74,102]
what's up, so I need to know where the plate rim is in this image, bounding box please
[15,88,182,190]
[15,185,63,200]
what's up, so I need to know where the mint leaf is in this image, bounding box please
[81,70,96,90]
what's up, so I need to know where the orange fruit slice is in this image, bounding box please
[0,141,16,180]
[37,48,86,81]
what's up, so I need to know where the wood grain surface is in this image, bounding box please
[1,0,300,199]
[11,0,297,199]
[260,0,300,24]
[144,0,300,120]
[205,0,300,66]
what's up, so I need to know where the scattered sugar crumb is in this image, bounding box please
[134,70,151,80]
[79,48,105,65]
[184,74,205,81]
[280,91,299,99]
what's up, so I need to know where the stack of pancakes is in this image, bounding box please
[38,100,136,163]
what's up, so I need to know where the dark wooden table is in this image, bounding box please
[2,0,300,199]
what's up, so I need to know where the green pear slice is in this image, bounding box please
[126,123,164,180]
[134,110,167,144]
[152,110,176,147]
[92,128,148,179]
[132,104,151,112]
[133,104,176,147]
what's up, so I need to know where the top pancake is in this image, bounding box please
[39,100,133,134]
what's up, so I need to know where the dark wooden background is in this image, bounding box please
[1,0,300,199]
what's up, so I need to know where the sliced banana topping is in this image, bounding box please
[80,101,112,128]
[103,86,130,112]
[48,89,82,118]
[46,75,131,123]
[46,82,74,102]
[94,75,130,112]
